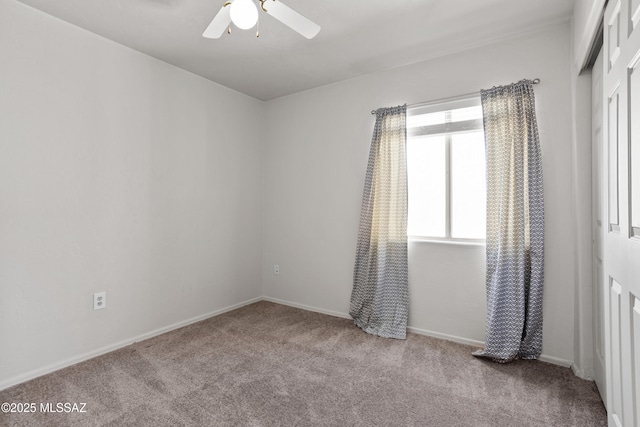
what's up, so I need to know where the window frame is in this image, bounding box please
[407,96,486,245]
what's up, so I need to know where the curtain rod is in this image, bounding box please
[370,78,541,115]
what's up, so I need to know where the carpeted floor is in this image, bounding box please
[0,301,606,426]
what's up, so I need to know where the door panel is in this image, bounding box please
[610,280,624,424]
[608,87,620,232]
[630,58,640,237]
[632,296,640,424]
[630,0,640,32]
[609,1,622,70]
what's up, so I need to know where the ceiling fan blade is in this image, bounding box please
[262,0,320,39]
[202,3,232,39]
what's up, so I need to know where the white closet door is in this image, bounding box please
[602,0,640,425]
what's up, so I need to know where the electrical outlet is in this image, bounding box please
[273,264,280,275]
[93,292,106,310]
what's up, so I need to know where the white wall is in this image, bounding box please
[0,0,263,388]
[263,24,577,363]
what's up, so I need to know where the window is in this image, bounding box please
[407,97,486,242]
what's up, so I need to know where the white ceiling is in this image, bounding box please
[16,0,575,101]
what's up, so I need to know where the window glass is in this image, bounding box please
[407,136,446,237]
[451,131,486,239]
[406,111,446,128]
[450,105,483,123]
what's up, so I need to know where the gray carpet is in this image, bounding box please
[1,301,606,426]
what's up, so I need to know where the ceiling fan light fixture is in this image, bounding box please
[230,0,259,30]
[203,0,319,39]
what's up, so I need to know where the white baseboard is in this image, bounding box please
[262,296,351,320]
[407,325,485,348]
[0,296,262,391]
[262,296,574,369]
[538,354,573,368]
[570,363,595,380]
[408,327,573,368]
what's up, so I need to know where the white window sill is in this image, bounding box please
[408,236,486,247]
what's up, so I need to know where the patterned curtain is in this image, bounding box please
[473,80,545,362]
[350,105,409,339]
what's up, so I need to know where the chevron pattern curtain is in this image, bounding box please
[473,80,545,362]
[350,105,409,339]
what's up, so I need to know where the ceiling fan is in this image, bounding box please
[202,0,320,39]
